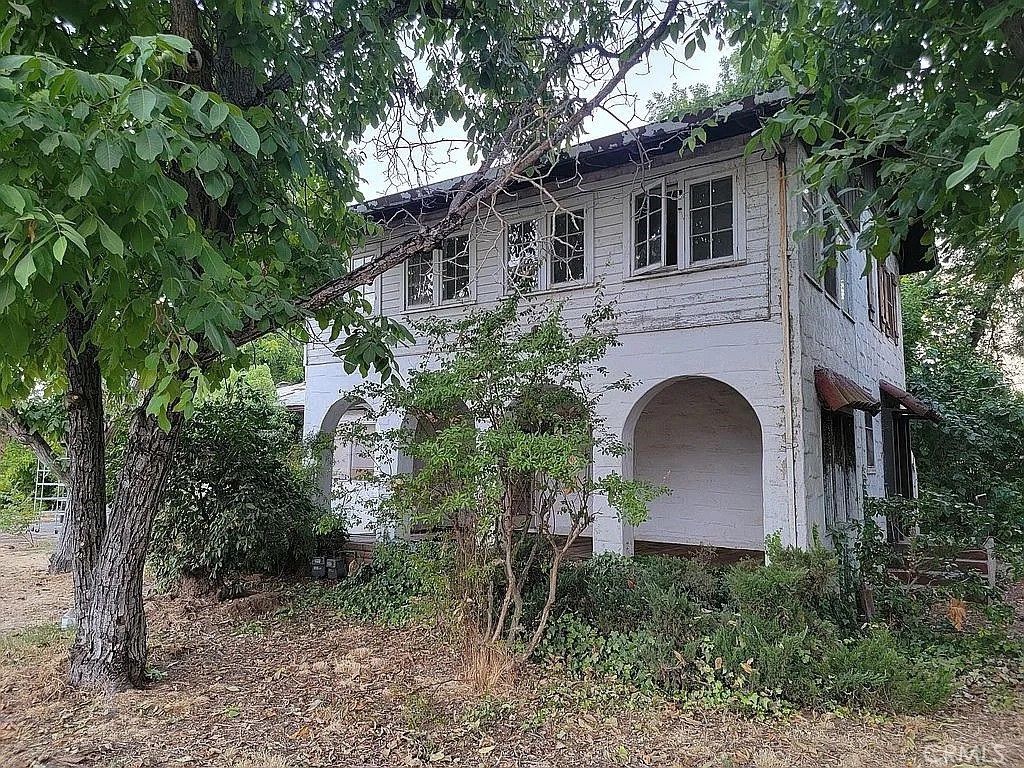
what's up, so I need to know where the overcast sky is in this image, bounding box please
[356,43,725,199]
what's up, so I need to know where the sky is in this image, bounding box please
[356,43,725,199]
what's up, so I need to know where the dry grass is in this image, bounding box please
[0,589,1021,768]
[461,637,519,695]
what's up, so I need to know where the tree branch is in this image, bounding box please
[216,0,682,358]
[1,406,68,486]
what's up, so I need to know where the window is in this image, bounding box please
[688,175,734,262]
[881,393,914,541]
[551,209,586,284]
[505,207,589,292]
[333,409,377,480]
[799,188,851,312]
[405,235,471,308]
[821,408,858,531]
[632,182,678,272]
[864,411,876,470]
[440,237,470,301]
[507,219,541,291]
[878,265,900,342]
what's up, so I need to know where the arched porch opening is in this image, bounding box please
[625,376,765,555]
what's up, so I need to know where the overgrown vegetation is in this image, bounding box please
[150,371,328,594]
[318,531,1018,715]
[0,437,36,535]
[901,269,1024,561]
[309,540,450,626]
[538,539,963,714]
[338,298,664,664]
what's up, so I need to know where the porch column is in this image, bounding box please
[591,409,633,556]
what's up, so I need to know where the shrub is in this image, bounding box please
[313,539,450,626]
[537,613,662,687]
[822,629,954,712]
[536,542,967,714]
[725,536,856,631]
[0,488,36,536]
[343,298,664,661]
[151,377,327,593]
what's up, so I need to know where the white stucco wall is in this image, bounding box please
[631,377,764,549]
[786,156,908,545]
[301,134,907,555]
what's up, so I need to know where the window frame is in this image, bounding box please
[877,262,901,343]
[683,171,740,267]
[403,233,476,310]
[798,186,854,315]
[624,162,746,278]
[502,200,593,294]
[630,179,679,275]
[864,410,876,472]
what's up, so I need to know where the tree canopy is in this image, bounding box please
[0,0,701,689]
[901,260,1024,547]
[718,0,1024,281]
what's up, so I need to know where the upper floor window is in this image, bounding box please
[633,181,678,272]
[689,175,734,262]
[628,171,739,275]
[505,207,589,292]
[551,209,586,285]
[798,188,852,314]
[406,235,471,309]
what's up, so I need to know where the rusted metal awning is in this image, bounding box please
[880,380,941,421]
[815,367,881,415]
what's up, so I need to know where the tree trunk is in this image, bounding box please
[67,405,182,691]
[48,521,74,575]
[62,308,107,591]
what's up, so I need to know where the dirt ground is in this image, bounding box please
[0,537,70,633]
[1,543,1024,768]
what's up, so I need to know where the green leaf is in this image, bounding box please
[39,134,59,155]
[0,184,25,213]
[127,88,159,122]
[158,34,192,53]
[68,173,91,200]
[208,101,229,129]
[196,144,223,172]
[94,138,124,172]
[0,279,16,312]
[52,236,67,263]
[98,222,124,256]
[945,146,985,189]
[134,127,163,161]
[13,253,34,287]
[984,126,1020,170]
[227,114,260,156]
[201,172,227,199]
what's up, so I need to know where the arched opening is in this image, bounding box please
[318,398,377,536]
[627,376,764,554]
[399,398,473,536]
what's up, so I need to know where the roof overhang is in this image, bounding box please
[880,380,941,421]
[360,90,793,221]
[815,367,881,415]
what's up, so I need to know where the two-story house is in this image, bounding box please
[302,93,937,559]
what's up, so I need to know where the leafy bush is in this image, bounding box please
[536,542,961,714]
[312,539,450,626]
[342,298,664,660]
[151,378,327,593]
